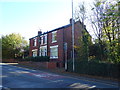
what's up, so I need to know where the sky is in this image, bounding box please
[0,0,94,43]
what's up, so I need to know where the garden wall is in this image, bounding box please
[18,61,56,69]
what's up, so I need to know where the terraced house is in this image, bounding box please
[29,19,89,67]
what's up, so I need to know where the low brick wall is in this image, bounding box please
[47,62,56,69]
[18,61,56,69]
[2,59,18,63]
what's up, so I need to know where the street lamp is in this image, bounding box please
[72,0,75,72]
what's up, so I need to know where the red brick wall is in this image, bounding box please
[29,21,84,67]
[63,21,83,60]
[29,36,40,56]
[47,29,64,62]
[63,26,72,60]
[74,22,83,46]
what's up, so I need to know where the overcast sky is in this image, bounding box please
[0,0,94,42]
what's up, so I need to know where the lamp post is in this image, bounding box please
[72,0,75,72]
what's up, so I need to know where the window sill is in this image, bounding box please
[40,43,47,45]
[50,57,58,59]
[52,41,57,43]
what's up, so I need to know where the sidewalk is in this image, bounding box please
[8,63,120,87]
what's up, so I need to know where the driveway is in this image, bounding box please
[1,63,119,89]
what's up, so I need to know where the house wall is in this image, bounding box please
[29,37,39,56]
[47,29,64,62]
[63,26,72,60]
[29,20,87,67]
[63,21,83,60]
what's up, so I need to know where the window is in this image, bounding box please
[52,31,57,43]
[41,36,43,45]
[39,46,47,56]
[33,38,37,46]
[43,34,47,44]
[41,34,47,45]
[32,51,37,57]
[32,49,37,57]
[44,35,47,44]
[50,45,58,59]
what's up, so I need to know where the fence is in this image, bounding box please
[67,60,120,79]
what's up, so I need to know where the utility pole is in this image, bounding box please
[72,0,75,72]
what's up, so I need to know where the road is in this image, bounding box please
[1,63,120,89]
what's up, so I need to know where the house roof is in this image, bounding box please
[29,23,72,40]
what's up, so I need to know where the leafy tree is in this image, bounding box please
[2,33,28,59]
[90,0,120,63]
[74,2,92,61]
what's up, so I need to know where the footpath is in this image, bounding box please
[7,62,119,88]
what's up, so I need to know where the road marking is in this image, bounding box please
[51,80,63,83]
[69,83,96,88]
[32,70,36,71]
[29,72,65,80]
[65,76,119,87]
[89,85,96,89]
[3,64,119,88]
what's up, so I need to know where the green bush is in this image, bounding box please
[21,56,50,62]
[67,60,120,79]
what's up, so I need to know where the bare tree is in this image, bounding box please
[74,2,87,25]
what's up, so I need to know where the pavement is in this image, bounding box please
[1,63,120,89]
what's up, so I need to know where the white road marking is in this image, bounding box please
[32,70,36,71]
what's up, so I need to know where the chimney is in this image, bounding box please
[70,18,75,24]
[38,31,42,35]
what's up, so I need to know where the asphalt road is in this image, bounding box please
[1,63,120,89]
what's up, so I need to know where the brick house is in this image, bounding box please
[29,19,89,67]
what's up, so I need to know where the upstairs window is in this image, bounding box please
[33,38,37,46]
[52,31,57,43]
[41,34,47,45]
[41,36,43,45]
[43,34,47,44]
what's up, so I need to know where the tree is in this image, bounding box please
[76,30,92,61]
[89,0,106,61]
[2,33,28,59]
[90,0,120,63]
[102,1,120,63]
[74,2,87,25]
[74,2,92,61]
[74,2,92,60]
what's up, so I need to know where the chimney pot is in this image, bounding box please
[38,31,42,35]
[70,18,75,24]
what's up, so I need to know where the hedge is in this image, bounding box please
[67,60,120,79]
[21,56,50,62]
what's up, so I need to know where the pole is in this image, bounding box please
[72,0,75,72]
[64,43,67,71]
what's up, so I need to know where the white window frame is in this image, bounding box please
[40,36,43,45]
[33,38,37,46]
[32,49,37,57]
[41,34,47,45]
[39,46,47,56]
[44,34,47,44]
[50,45,58,59]
[52,31,57,43]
